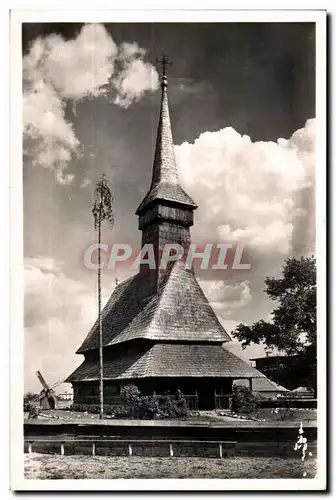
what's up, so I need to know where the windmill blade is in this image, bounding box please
[35,370,49,390]
[49,378,66,390]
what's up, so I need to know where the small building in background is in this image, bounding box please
[250,354,296,372]
[292,386,314,399]
[250,354,315,394]
[233,377,289,400]
[57,390,73,401]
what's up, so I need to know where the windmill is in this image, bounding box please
[35,370,58,410]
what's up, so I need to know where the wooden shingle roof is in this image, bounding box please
[76,262,231,354]
[137,183,197,214]
[67,343,263,382]
[233,377,289,393]
[135,73,196,215]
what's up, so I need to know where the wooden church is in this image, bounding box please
[66,60,263,410]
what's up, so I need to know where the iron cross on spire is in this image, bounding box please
[156,53,173,80]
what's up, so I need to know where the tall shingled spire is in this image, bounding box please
[136,54,197,215]
[151,54,178,186]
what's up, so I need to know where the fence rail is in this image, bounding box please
[24,438,237,458]
[185,395,199,412]
[153,394,199,412]
[73,394,200,411]
[214,394,232,410]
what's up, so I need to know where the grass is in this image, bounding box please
[25,454,317,479]
[194,408,317,425]
[26,408,317,427]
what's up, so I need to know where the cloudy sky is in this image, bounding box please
[23,22,316,392]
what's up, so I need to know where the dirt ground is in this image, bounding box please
[24,453,317,479]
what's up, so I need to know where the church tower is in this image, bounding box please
[136,55,197,291]
[66,55,263,410]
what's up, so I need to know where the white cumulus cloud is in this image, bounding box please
[23,24,159,184]
[177,120,315,363]
[176,119,315,257]
[198,279,252,318]
[24,256,110,392]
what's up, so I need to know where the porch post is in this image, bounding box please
[248,378,253,391]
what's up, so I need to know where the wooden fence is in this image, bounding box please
[73,394,200,411]
[153,394,199,412]
[24,438,237,458]
[214,394,232,410]
[185,395,199,412]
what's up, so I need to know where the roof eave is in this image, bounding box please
[136,195,198,216]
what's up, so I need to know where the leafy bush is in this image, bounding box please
[24,392,38,410]
[70,385,190,419]
[119,385,160,419]
[156,390,189,419]
[231,385,258,416]
[70,403,99,413]
[274,391,298,420]
[24,401,40,419]
[119,385,189,419]
[24,392,40,418]
[24,392,38,403]
[121,384,141,402]
[70,403,114,414]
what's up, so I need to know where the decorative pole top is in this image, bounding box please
[156,53,173,88]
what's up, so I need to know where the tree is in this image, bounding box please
[23,392,40,419]
[24,392,38,404]
[231,385,258,417]
[232,256,317,394]
[92,173,115,419]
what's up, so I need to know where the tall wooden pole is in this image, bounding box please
[93,174,114,420]
[98,190,104,420]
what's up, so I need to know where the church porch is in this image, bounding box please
[136,376,254,411]
[72,376,254,411]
